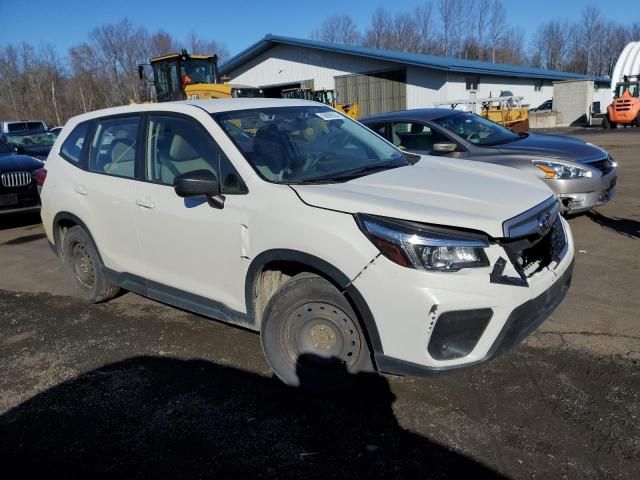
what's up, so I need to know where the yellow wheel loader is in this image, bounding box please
[139,50,264,102]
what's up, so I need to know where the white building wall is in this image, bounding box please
[436,73,553,110]
[228,46,568,113]
[228,44,398,89]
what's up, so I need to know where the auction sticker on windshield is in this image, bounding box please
[315,111,344,121]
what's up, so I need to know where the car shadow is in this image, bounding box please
[0,354,504,479]
[586,211,640,239]
[0,232,46,246]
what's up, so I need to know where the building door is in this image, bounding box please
[335,69,406,117]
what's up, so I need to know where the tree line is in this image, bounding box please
[1,4,638,126]
[0,19,227,126]
[312,1,640,76]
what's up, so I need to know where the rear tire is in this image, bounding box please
[62,226,120,303]
[260,273,372,388]
[603,116,613,129]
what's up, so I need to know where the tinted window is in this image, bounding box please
[61,122,90,164]
[390,122,450,153]
[145,115,245,194]
[435,112,520,146]
[7,123,27,133]
[89,116,139,178]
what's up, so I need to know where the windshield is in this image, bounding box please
[435,112,520,146]
[615,82,639,98]
[4,131,57,149]
[213,106,407,183]
[184,59,215,85]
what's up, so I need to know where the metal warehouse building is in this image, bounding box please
[220,35,610,117]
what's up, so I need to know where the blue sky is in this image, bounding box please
[0,0,633,57]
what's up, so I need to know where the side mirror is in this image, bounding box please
[174,169,225,209]
[432,142,457,153]
[14,146,26,154]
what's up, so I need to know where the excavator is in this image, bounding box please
[279,87,359,119]
[139,49,264,102]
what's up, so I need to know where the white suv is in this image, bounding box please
[40,99,574,387]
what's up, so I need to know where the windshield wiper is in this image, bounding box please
[293,162,403,184]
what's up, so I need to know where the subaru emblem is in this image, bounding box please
[537,212,553,235]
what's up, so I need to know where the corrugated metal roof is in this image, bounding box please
[220,34,610,83]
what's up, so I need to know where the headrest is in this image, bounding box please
[410,123,423,134]
[170,133,199,162]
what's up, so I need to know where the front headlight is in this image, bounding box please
[231,89,240,98]
[356,214,490,272]
[534,161,593,179]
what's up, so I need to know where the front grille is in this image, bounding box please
[586,158,614,175]
[1,171,32,188]
[614,100,632,111]
[500,218,566,279]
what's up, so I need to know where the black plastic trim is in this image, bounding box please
[51,212,102,261]
[376,259,574,377]
[428,308,493,360]
[103,268,252,329]
[245,249,384,354]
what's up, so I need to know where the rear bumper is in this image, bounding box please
[375,259,574,376]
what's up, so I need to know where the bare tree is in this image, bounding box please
[311,15,361,45]
[362,7,396,49]
[414,3,438,54]
[476,0,491,59]
[488,0,506,62]
[185,31,229,61]
[582,5,602,74]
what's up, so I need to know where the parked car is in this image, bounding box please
[531,100,553,112]
[1,129,57,161]
[0,139,44,214]
[40,99,574,388]
[0,120,48,133]
[361,109,617,214]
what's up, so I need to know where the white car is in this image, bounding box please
[40,99,574,388]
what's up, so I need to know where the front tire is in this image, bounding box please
[62,226,120,303]
[260,273,372,388]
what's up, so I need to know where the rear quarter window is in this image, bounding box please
[60,122,90,165]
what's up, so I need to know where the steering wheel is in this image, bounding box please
[466,131,481,142]
[303,151,337,173]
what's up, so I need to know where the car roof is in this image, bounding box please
[360,108,461,123]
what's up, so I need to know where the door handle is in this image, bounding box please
[75,185,88,196]
[136,198,155,209]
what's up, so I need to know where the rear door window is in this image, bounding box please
[60,121,90,165]
[88,116,140,178]
[390,122,450,153]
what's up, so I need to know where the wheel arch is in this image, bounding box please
[245,249,383,356]
[52,212,103,262]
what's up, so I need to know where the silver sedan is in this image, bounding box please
[361,109,617,214]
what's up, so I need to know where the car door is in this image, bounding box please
[389,121,469,159]
[80,114,145,275]
[133,112,248,314]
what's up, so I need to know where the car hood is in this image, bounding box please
[0,153,45,172]
[496,133,607,163]
[291,157,553,238]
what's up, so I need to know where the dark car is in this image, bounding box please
[1,129,57,161]
[0,139,44,215]
[361,109,617,214]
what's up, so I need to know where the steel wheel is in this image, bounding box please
[281,302,362,371]
[70,241,96,290]
[260,273,372,388]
